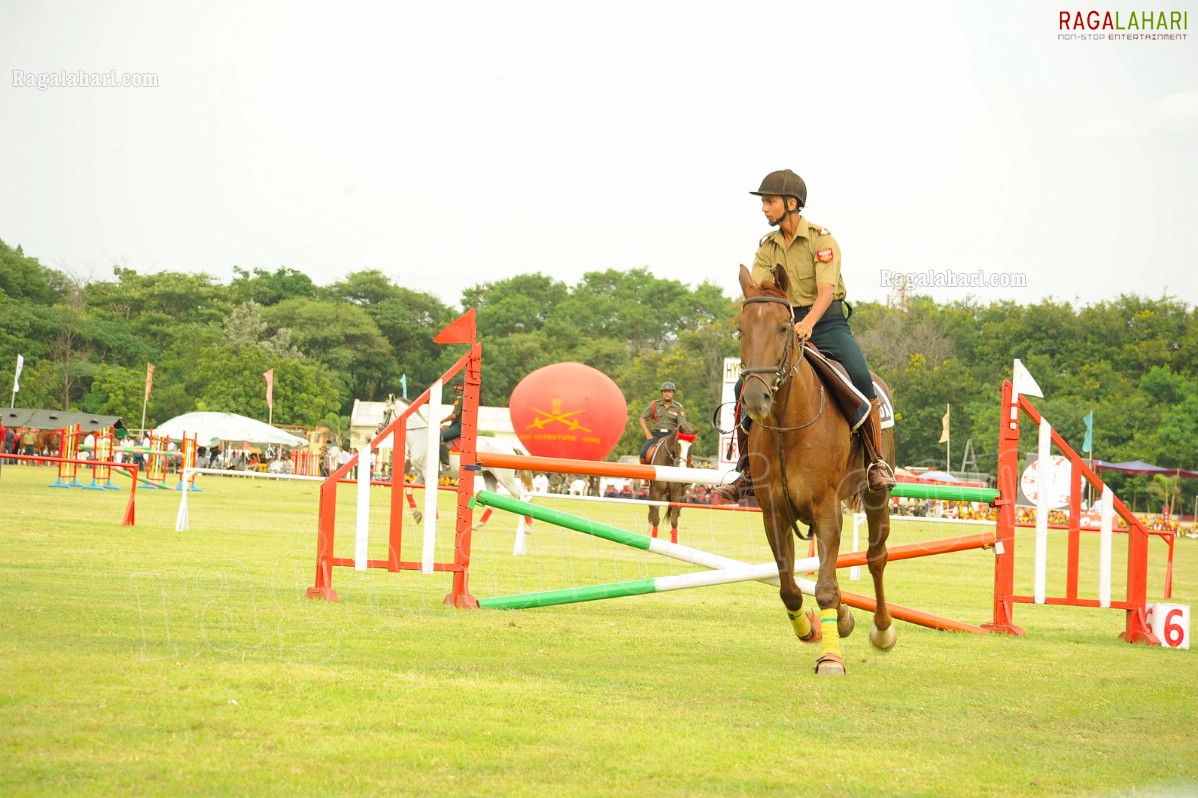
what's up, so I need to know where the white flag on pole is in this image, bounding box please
[1012,358,1043,398]
[12,354,23,393]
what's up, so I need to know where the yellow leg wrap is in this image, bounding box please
[787,608,812,639]
[820,607,842,658]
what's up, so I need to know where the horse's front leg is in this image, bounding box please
[812,501,849,675]
[760,496,819,644]
[647,502,660,538]
[667,491,680,544]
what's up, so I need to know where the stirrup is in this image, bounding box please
[867,460,896,492]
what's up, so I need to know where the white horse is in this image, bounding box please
[379,395,534,532]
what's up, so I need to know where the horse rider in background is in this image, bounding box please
[639,381,686,463]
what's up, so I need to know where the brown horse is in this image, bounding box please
[645,421,696,543]
[736,265,896,675]
[35,428,62,456]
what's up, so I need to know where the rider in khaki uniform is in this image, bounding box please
[715,169,896,500]
[639,381,685,462]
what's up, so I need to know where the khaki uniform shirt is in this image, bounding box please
[639,400,685,435]
[750,216,847,306]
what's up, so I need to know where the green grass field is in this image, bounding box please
[1,463,1195,797]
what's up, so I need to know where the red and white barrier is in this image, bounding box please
[987,360,1175,644]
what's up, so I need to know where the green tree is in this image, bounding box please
[325,269,401,306]
[0,239,66,304]
[364,286,457,394]
[262,298,392,406]
[463,273,570,338]
[229,266,317,306]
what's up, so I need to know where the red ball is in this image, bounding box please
[508,363,628,461]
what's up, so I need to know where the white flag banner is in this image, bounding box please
[12,354,23,393]
[1012,358,1043,399]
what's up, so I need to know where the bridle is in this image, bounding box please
[738,295,825,433]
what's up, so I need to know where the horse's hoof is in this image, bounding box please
[814,653,847,676]
[470,522,483,532]
[795,610,822,643]
[412,511,423,524]
[870,622,897,651]
[837,604,855,639]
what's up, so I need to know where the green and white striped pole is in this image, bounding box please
[471,490,995,634]
[478,560,788,610]
[472,491,814,610]
[890,483,998,502]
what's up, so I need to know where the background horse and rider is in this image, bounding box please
[735,265,896,675]
[377,394,534,532]
[643,420,696,543]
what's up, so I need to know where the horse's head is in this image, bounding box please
[736,264,796,422]
[676,421,697,467]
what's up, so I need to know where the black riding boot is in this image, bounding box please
[713,425,751,502]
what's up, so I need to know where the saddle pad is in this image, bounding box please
[872,380,895,430]
[803,343,895,430]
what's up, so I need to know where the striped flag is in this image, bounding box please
[144,363,155,402]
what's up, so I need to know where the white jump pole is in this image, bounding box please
[354,446,372,571]
[850,512,864,581]
[513,516,527,556]
[1099,485,1114,608]
[422,381,443,574]
[175,467,192,531]
[1034,418,1051,604]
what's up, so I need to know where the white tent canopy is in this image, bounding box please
[154,412,307,448]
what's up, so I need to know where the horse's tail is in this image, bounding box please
[517,470,534,492]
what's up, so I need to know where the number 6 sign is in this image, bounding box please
[1146,603,1191,650]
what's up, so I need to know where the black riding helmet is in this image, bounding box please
[751,169,807,225]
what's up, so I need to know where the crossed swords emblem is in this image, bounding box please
[525,398,592,432]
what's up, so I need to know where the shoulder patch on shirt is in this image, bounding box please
[819,227,830,235]
[759,231,776,247]
[816,247,834,263]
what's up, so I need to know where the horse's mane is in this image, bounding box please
[751,272,789,301]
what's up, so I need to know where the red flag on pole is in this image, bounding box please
[264,369,274,409]
[433,309,477,344]
[144,363,155,402]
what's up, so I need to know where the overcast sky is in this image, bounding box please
[2,0,1196,310]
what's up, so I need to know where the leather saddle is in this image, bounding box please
[640,439,664,465]
[802,342,894,431]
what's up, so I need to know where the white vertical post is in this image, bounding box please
[850,512,864,581]
[175,467,192,531]
[1099,485,1114,608]
[1034,419,1051,604]
[354,446,372,571]
[513,515,527,556]
[422,381,444,574]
